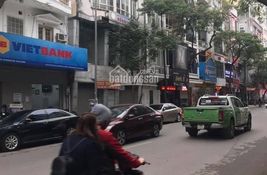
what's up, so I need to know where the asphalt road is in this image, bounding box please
[0,106,266,175]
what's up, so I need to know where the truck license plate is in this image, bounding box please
[197,125,205,130]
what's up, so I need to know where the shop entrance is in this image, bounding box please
[31,84,60,109]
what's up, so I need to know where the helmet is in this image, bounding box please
[90,104,112,129]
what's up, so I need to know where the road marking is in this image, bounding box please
[125,141,153,149]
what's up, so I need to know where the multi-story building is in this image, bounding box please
[237,4,266,102]
[70,0,165,114]
[0,0,87,111]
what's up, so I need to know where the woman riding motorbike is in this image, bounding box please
[89,103,146,175]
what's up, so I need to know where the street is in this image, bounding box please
[0,107,267,175]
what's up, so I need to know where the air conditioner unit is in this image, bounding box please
[56,33,67,43]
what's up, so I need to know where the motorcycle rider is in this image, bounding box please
[88,102,145,175]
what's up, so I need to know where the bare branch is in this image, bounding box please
[195,31,216,57]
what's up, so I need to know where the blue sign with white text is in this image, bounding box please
[0,32,88,71]
[199,58,217,83]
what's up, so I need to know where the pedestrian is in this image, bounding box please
[52,113,116,175]
[258,98,262,107]
[89,103,145,174]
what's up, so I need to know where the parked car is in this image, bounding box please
[150,103,182,123]
[182,95,252,139]
[107,104,163,145]
[0,109,78,152]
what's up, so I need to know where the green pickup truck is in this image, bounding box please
[182,95,252,139]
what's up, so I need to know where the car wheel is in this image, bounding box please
[151,124,160,137]
[1,133,20,152]
[116,130,126,145]
[187,128,198,137]
[244,116,252,132]
[223,119,235,139]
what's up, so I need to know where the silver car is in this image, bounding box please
[150,103,182,123]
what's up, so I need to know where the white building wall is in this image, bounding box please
[0,0,69,41]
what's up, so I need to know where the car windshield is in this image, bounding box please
[110,106,130,118]
[199,97,229,106]
[1,110,32,124]
[150,104,163,110]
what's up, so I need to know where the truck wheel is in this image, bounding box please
[223,119,235,139]
[187,128,198,137]
[244,116,252,132]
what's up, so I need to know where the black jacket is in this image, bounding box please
[59,133,116,175]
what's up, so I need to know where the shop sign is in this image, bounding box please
[199,58,217,83]
[109,12,129,25]
[109,65,159,85]
[0,32,88,71]
[97,81,120,90]
[172,69,189,85]
[160,86,176,91]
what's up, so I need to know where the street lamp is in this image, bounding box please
[94,0,98,102]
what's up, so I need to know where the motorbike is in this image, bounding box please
[115,153,150,175]
[116,162,150,175]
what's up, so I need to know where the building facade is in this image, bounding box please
[0,0,87,111]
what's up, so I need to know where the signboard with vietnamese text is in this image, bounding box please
[0,32,88,71]
[97,81,120,90]
[199,58,217,83]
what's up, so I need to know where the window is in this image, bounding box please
[7,16,23,35]
[143,107,154,114]
[199,97,229,106]
[116,0,130,17]
[214,39,223,54]
[131,0,136,17]
[38,25,53,41]
[28,110,48,121]
[150,104,163,111]
[233,98,244,107]
[59,0,69,4]
[93,0,114,11]
[216,61,224,78]
[46,109,70,119]
[128,107,140,117]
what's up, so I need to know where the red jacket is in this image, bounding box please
[98,129,141,170]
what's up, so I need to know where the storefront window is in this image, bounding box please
[32,84,60,109]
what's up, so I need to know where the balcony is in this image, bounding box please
[29,0,71,15]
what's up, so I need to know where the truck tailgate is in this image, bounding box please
[183,107,220,123]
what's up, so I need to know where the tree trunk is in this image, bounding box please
[244,61,248,105]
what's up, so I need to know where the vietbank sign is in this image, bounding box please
[0,32,88,71]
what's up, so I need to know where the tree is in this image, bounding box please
[109,19,176,73]
[251,58,267,101]
[230,0,266,21]
[140,0,230,71]
[109,19,176,103]
[215,31,264,95]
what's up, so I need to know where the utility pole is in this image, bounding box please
[94,1,98,102]
[161,14,167,103]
